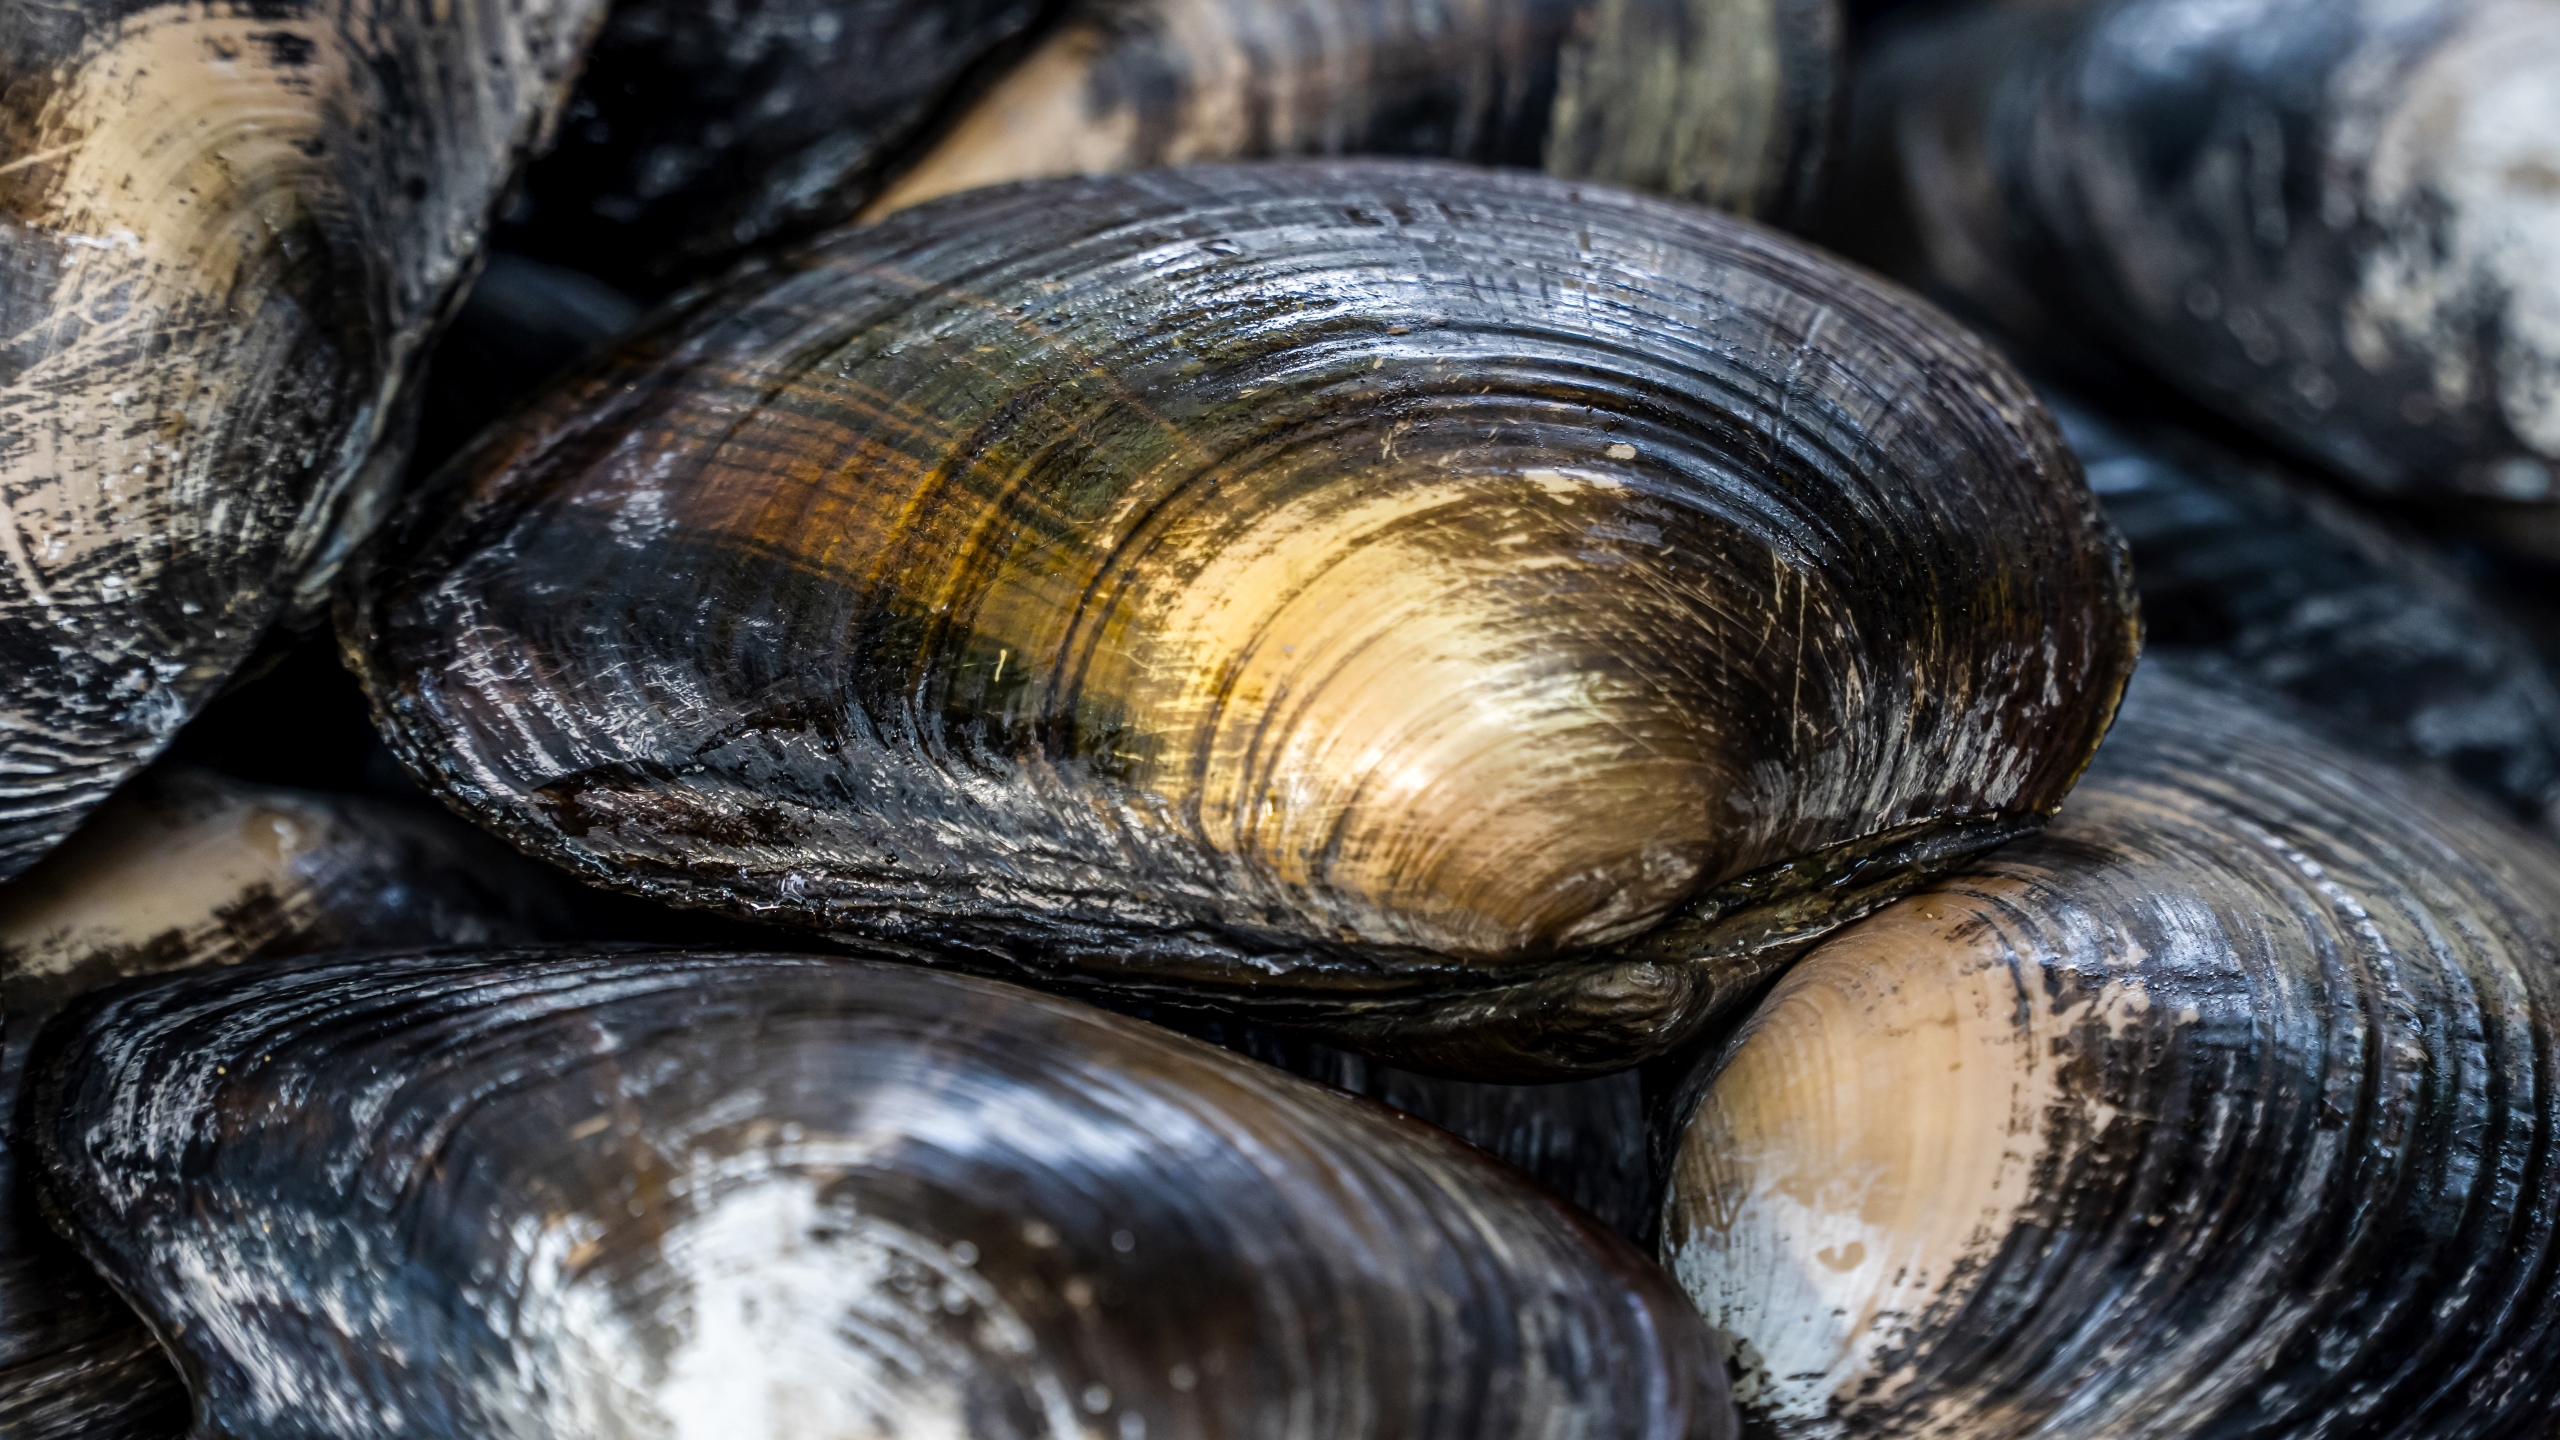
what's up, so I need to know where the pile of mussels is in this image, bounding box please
[6,0,2560,1436]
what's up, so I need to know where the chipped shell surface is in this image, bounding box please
[1663,663,2560,1438]
[0,0,603,880]
[31,950,1736,1440]
[0,767,598,1440]
[865,0,1841,224]
[347,161,2138,1077]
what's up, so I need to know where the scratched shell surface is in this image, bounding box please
[2055,391,2560,826]
[0,0,603,882]
[865,0,1840,224]
[30,950,1736,1440]
[0,768,594,1440]
[505,0,1051,291]
[344,161,2139,1078]
[1835,0,2560,535]
[1659,662,2560,1438]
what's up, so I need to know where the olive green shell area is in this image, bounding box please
[347,162,2135,1070]
[1667,666,2560,1437]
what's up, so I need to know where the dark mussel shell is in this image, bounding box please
[504,0,1050,292]
[32,949,1736,1440]
[1835,0,2560,538]
[865,0,1842,225]
[1660,661,2560,1438]
[0,768,598,1439]
[0,0,602,881]
[345,161,2139,1078]
[2056,391,2560,826]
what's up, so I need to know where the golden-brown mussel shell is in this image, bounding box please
[345,161,2138,1078]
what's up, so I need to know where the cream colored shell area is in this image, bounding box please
[1662,879,2156,1430]
[0,8,362,611]
[865,0,1795,218]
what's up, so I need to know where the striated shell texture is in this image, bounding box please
[1835,0,2560,540]
[2056,391,2560,826]
[31,949,1736,1440]
[0,767,596,1440]
[866,0,1841,223]
[1659,661,2560,1439]
[0,0,604,881]
[345,161,2140,1078]
[505,0,1052,291]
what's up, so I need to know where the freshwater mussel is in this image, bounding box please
[30,949,1737,1440]
[0,0,605,881]
[1661,662,2560,1438]
[1837,0,2560,548]
[863,0,1843,224]
[2056,392,2560,826]
[345,160,2140,1078]
[0,768,600,1438]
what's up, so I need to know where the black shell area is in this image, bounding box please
[503,0,1052,291]
[1836,0,2560,520]
[1663,664,2560,1438]
[30,951,1733,1440]
[347,162,2135,1065]
[2055,393,2560,826]
[0,769,602,1440]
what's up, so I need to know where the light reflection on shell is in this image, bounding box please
[344,160,2137,1078]
[1663,664,2560,1438]
[31,950,1736,1440]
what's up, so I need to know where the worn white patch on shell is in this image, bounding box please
[1661,881,2153,1429]
[2352,0,2560,455]
[500,1158,1087,1440]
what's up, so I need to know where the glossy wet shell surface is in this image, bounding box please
[0,768,595,1440]
[1662,664,2560,1438]
[2055,392,2560,826]
[32,950,1735,1440]
[0,0,602,881]
[347,161,2136,1076]
[868,0,1840,224]
[1842,0,2560,520]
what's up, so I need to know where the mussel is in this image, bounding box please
[2056,391,2560,826]
[30,949,1736,1439]
[1834,0,2560,543]
[0,0,604,881]
[863,0,1842,223]
[344,160,2139,1077]
[1660,661,2560,1437]
[0,767,602,1438]
[504,0,1051,291]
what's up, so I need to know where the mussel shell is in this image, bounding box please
[1660,661,2560,1437]
[409,254,643,479]
[503,0,1050,290]
[0,0,602,880]
[345,160,2138,1078]
[0,767,602,1440]
[866,0,1842,223]
[2057,392,2560,825]
[1835,0,2560,525]
[31,949,1736,1440]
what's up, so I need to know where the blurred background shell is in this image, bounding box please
[31,950,1737,1440]
[1660,661,2560,1438]
[0,0,606,883]
[1832,0,2560,555]
[2051,390,2560,827]
[0,768,607,1439]
[864,0,1842,224]
[344,160,2137,1078]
